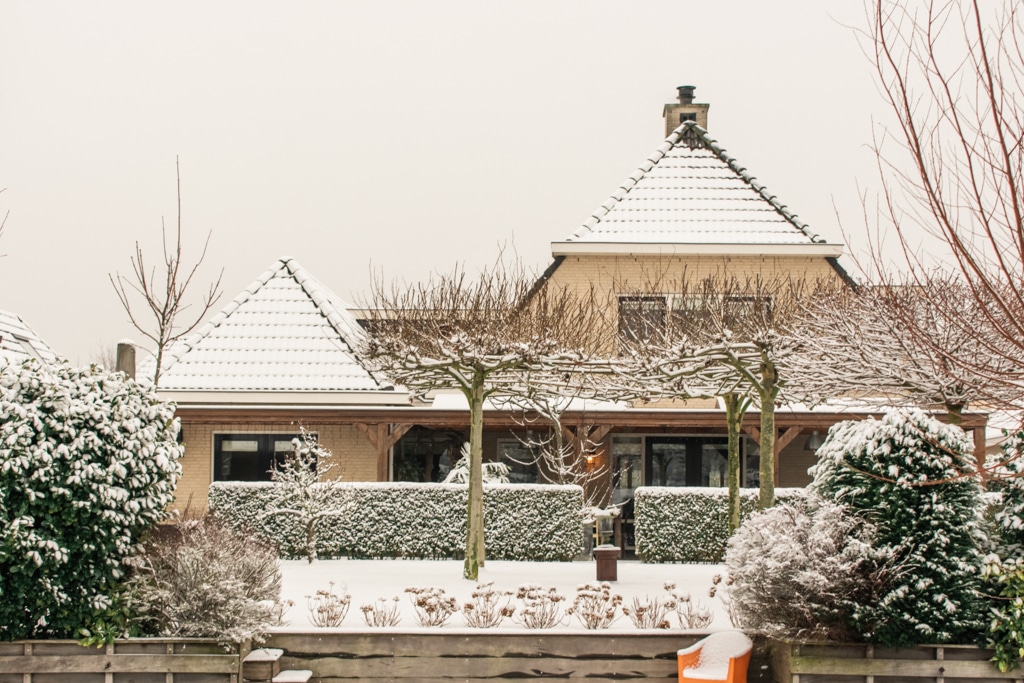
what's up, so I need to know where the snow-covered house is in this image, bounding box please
[0,309,58,365]
[160,89,989,548]
[155,257,412,510]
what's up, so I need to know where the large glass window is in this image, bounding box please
[496,439,540,484]
[213,433,308,482]
[392,427,466,482]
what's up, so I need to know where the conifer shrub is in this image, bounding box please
[809,409,985,647]
[0,360,182,641]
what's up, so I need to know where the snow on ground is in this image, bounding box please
[276,557,730,632]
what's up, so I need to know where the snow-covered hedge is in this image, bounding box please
[208,482,582,561]
[0,360,182,641]
[634,487,805,563]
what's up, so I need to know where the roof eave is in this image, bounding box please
[157,389,412,406]
[551,241,845,258]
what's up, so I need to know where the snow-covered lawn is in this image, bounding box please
[276,557,730,632]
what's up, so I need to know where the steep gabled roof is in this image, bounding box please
[552,121,844,257]
[153,257,401,402]
[0,309,58,365]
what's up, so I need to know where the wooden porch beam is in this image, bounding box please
[355,423,414,482]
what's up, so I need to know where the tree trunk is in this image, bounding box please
[723,393,746,535]
[946,402,964,427]
[463,375,486,580]
[758,359,779,510]
[306,521,316,564]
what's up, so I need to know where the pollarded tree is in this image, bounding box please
[863,0,1024,408]
[809,408,986,647]
[797,273,1017,425]
[625,274,837,515]
[362,259,612,580]
[0,360,182,641]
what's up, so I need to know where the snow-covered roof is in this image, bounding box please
[152,257,405,404]
[0,309,58,365]
[553,121,844,257]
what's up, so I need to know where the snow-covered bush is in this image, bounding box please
[513,584,565,629]
[983,430,1024,671]
[809,409,986,647]
[622,594,674,629]
[634,487,805,563]
[0,360,182,641]
[306,583,351,627]
[209,481,582,561]
[461,581,514,628]
[724,499,892,641]
[566,582,622,629]
[405,586,458,627]
[360,597,401,627]
[128,513,287,643]
[664,582,714,629]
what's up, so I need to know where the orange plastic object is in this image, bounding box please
[676,631,752,682]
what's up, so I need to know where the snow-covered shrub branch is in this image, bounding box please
[0,360,182,640]
[210,481,583,561]
[634,487,805,563]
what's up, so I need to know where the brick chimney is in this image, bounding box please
[663,84,709,136]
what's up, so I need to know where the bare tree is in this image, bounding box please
[797,273,1018,423]
[362,258,614,580]
[110,159,223,385]
[864,0,1024,407]
[260,428,352,563]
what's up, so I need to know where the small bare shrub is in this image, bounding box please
[622,594,674,629]
[360,597,402,627]
[513,584,565,629]
[664,582,714,629]
[566,582,622,629]
[405,586,459,627]
[128,512,288,644]
[462,581,515,628]
[306,583,351,627]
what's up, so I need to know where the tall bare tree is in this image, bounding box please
[864,0,1024,406]
[362,258,613,580]
[110,159,223,385]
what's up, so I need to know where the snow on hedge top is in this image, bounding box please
[555,122,841,254]
[0,309,57,365]
[148,257,399,395]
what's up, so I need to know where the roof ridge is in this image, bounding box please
[566,121,828,246]
[686,123,826,244]
[280,258,390,389]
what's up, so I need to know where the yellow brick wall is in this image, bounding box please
[174,421,377,514]
[777,433,822,488]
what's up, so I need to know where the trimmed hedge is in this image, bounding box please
[208,481,582,561]
[634,487,805,563]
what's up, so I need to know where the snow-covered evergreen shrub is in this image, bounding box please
[983,430,1024,671]
[809,409,986,647]
[209,481,582,561]
[0,360,181,641]
[725,499,892,641]
[634,487,805,563]
[128,513,286,643]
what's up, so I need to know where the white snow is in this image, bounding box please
[275,558,730,632]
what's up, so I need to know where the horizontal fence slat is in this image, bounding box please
[0,654,239,674]
[791,654,1014,678]
[283,654,677,678]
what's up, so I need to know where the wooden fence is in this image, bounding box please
[0,639,244,683]
[264,630,738,682]
[771,640,1024,683]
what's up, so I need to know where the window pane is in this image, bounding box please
[221,439,258,452]
[618,296,666,343]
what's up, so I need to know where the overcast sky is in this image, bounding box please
[0,1,890,366]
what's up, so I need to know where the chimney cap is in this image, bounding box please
[676,85,696,104]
